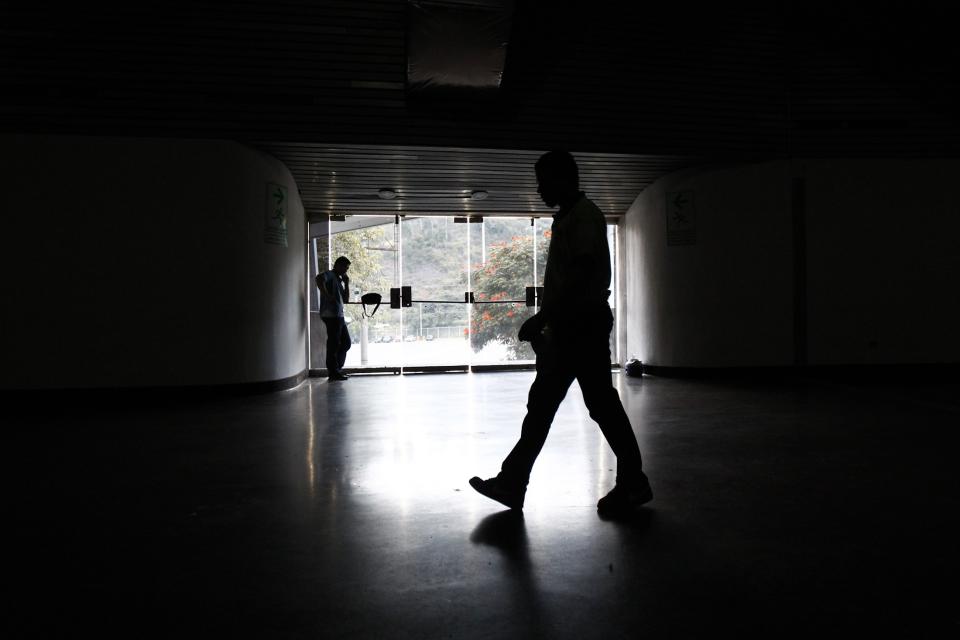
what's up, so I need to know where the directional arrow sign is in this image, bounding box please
[265,183,289,247]
[666,190,696,245]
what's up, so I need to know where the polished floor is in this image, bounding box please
[9,372,959,638]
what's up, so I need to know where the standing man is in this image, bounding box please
[317,256,352,381]
[470,151,653,517]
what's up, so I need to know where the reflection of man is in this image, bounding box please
[470,151,652,517]
[316,256,351,381]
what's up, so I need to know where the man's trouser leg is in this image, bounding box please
[337,321,351,370]
[499,337,575,488]
[575,329,646,487]
[322,318,341,375]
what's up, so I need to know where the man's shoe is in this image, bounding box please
[597,481,653,516]
[328,373,349,381]
[469,476,526,510]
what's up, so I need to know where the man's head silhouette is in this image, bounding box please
[333,255,351,276]
[535,150,580,208]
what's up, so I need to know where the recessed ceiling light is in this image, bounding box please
[378,189,397,200]
[470,190,488,201]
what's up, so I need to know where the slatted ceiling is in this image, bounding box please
[253,141,693,219]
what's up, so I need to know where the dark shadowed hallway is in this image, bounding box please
[9,371,958,638]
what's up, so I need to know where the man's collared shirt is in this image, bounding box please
[540,192,611,322]
[318,270,346,318]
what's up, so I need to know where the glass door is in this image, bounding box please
[311,213,619,372]
[608,222,619,364]
[398,215,547,368]
[468,217,544,364]
[399,216,471,369]
[311,215,401,371]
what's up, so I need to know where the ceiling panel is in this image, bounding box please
[253,142,696,220]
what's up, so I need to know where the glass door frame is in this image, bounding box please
[308,212,622,374]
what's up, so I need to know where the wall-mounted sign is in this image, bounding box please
[666,190,696,245]
[265,183,288,247]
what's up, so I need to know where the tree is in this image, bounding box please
[470,230,550,360]
[326,225,395,327]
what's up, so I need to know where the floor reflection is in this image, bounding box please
[597,506,655,528]
[470,511,549,636]
[470,510,529,561]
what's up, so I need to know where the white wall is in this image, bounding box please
[623,161,795,367]
[0,134,306,389]
[623,158,960,368]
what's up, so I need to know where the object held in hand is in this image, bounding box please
[518,314,544,342]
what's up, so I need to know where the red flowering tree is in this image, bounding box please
[470,231,550,359]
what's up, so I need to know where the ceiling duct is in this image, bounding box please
[406,0,515,91]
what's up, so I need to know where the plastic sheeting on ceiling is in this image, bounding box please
[406,0,514,91]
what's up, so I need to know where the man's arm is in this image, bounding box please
[538,214,605,326]
[340,274,350,303]
[565,254,599,298]
[316,273,332,300]
[518,312,544,342]
[536,254,596,329]
[565,209,608,301]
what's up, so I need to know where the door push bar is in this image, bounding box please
[525,286,544,307]
[389,286,543,309]
[390,286,413,308]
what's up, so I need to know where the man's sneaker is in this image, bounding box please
[328,373,349,381]
[469,476,526,510]
[597,481,653,516]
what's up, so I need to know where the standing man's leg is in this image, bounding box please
[338,319,352,371]
[576,349,647,488]
[574,308,652,511]
[322,318,341,376]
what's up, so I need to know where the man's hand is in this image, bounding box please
[518,313,545,342]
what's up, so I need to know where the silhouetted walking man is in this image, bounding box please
[470,151,652,516]
[317,256,352,381]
